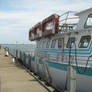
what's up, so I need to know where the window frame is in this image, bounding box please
[66,37,76,48]
[84,14,92,28]
[78,35,91,48]
[58,39,63,48]
[39,41,42,48]
[51,39,56,48]
[46,40,50,48]
[42,40,46,48]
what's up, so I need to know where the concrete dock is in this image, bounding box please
[0,48,49,92]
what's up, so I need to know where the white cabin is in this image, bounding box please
[76,8,92,31]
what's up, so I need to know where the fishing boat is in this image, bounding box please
[29,8,92,92]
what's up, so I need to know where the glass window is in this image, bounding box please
[37,41,40,48]
[46,21,54,31]
[42,41,45,48]
[39,41,42,48]
[58,39,62,48]
[46,40,50,48]
[66,37,75,48]
[36,44,38,48]
[78,35,91,48]
[85,14,92,27]
[51,40,56,48]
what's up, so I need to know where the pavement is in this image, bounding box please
[0,48,48,92]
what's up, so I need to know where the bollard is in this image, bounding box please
[5,51,9,57]
[12,58,16,63]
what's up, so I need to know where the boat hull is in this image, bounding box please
[31,57,92,92]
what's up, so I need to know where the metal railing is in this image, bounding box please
[59,11,79,33]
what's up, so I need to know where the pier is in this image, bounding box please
[0,48,50,92]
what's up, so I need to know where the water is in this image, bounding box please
[1,44,36,54]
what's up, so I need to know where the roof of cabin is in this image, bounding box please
[76,7,92,16]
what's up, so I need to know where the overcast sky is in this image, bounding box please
[0,0,92,44]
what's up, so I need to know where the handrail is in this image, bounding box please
[59,11,79,28]
[59,17,79,23]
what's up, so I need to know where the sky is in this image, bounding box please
[0,0,92,44]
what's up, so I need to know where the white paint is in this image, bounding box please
[76,8,92,31]
[67,66,76,92]
[12,58,15,63]
[37,29,42,37]
[5,51,9,56]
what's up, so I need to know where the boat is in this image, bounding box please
[29,8,92,92]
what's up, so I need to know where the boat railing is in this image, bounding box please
[59,11,79,33]
[46,53,92,68]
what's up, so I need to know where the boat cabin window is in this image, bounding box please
[46,40,50,48]
[66,37,75,48]
[36,44,38,48]
[42,41,46,48]
[39,41,42,48]
[85,14,92,28]
[37,41,40,48]
[51,39,56,48]
[78,35,91,48]
[58,39,62,48]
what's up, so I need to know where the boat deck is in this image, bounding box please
[0,48,49,92]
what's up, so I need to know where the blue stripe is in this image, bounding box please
[31,57,92,76]
[48,62,92,76]
[48,62,67,71]
[35,48,92,55]
[35,41,92,55]
[36,49,92,55]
